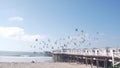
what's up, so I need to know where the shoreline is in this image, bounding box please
[0,62,97,68]
[0,56,53,62]
[0,56,98,68]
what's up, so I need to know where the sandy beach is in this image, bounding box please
[0,62,97,68]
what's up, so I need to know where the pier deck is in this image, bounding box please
[52,47,120,68]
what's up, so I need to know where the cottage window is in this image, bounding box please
[113,50,115,52]
[92,50,95,53]
[119,49,120,52]
[106,49,109,52]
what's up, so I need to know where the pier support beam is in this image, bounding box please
[104,58,108,68]
[85,57,88,66]
[52,53,112,68]
[91,58,93,68]
[96,59,99,68]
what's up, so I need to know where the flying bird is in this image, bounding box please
[75,28,78,32]
[35,38,38,41]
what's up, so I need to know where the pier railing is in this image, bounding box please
[52,47,120,57]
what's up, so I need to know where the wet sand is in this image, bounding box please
[0,62,97,68]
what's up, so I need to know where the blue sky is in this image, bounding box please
[0,0,120,52]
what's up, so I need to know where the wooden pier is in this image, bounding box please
[52,47,120,68]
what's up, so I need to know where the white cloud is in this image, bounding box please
[8,16,23,22]
[15,34,45,41]
[0,26,46,41]
[0,27,24,37]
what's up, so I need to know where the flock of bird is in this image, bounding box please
[30,28,101,52]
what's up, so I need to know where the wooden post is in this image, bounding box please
[70,56,72,62]
[56,54,58,62]
[91,58,93,68]
[85,57,88,66]
[96,59,99,68]
[104,58,107,68]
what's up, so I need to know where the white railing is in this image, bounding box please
[112,52,120,67]
[52,47,120,57]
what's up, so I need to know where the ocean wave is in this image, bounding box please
[0,51,50,57]
[0,56,53,62]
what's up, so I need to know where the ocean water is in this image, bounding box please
[0,51,53,62]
